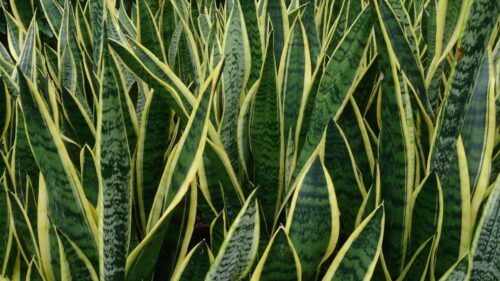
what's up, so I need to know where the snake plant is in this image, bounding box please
[0,0,498,280]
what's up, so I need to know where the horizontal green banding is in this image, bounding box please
[163,87,211,210]
[409,174,441,256]
[378,0,431,118]
[19,72,99,268]
[325,120,362,234]
[137,91,171,220]
[109,39,190,119]
[283,20,306,139]
[289,158,335,280]
[241,0,262,85]
[436,150,464,278]
[221,0,248,170]
[461,54,489,193]
[250,39,280,230]
[429,0,498,182]
[58,232,97,281]
[377,38,408,277]
[326,206,384,281]
[39,0,63,35]
[138,1,165,62]
[205,192,259,281]
[294,5,373,184]
[257,228,300,281]
[98,49,132,281]
[470,181,500,281]
[441,255,469,281]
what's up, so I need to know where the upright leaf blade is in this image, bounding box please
[322,205,385,281]
[205,191,260,281]
[96,46,132,281]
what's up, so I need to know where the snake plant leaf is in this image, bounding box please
[439,254,470,281]
[109,38,191,119]
[429,0,498,183]
[435,139,470,278]
[398,237,434,281]
[301,0,319,67]
[89,0,105,68]
[136,89,171,228]
[0,177,9,268]
[8,191,38,263]
[80,146,98,207]
[12,18,37,84]
[377,0,431,118]
[322,205,384,281]
[287,157,340,280]
[266,0,289,62]
[18,71,99,269]
[157,76,215,220]
[375,27,414,277]
[96,45,132,281]
[250,36,281,230]
[3,8,22,60]
[126,75,213,280]
[125,181,197,281]
[156,181,198,280]
[137,0,166,63]
[205,141,245,223]
[324,119,365,234]
[241,0,262,85]
[221,0,250,170]
[293,4,373,182]
[250,226,302,281]
[171,241,214,281]
[39,0,63,36]
[282,18,308,143]
[205,190,259,281]
[461,53,492,194]
[409,174,443,257]
[0,79,10,140]
[56,230,99,281]
[470,179,500,281]
[210,211,226,255]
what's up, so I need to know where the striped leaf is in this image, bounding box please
[435,139,470,278]
[137,0,166,62]
[324,119,365,234]
[377,0,431,118]
[462,52,493,194]
[439,254,470,281]
[125,73,213,280]
[249,36,281,230]
[171,241,213,281]
[286,157,340,280]
[251,226,301,281]
[322,205,385,281]
[293,5,373,182]
[470,178,500,281]
[0,79,10,140]
[205,190,259,281]
[399,237,434,281]
[96,46,132,281]
[241,0,262,85]
[221,0,250,170]
[429,0,498,182]
[18,70,99,269]
[375,18,413,276]
[136,89,171,228]
[408,174,443,259]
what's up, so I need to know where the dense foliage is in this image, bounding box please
[0,0,499,280]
